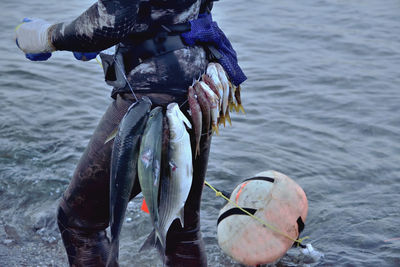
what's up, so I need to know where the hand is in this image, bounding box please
[15,18,54,61]
[73,51,99,61]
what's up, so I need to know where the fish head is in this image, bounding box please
[206,63,218,77]
[167,103,192,140]
[118,98,152,135]
[148,106,163,122]
[140,96,152,106]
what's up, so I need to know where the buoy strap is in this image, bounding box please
[217,207,257,226]
[242,176,275,183]
[297,216,305,234]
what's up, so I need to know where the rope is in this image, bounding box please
[113,57,138,102]
[204,180,309,247]
[95,56,103,68]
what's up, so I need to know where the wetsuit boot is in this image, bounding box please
[57,206,114,266]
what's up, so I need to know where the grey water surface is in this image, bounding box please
[1,0,399,266]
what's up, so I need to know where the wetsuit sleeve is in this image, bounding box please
[49,0,142,52]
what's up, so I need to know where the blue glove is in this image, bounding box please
[72,51,99,61]
[15,18,53,61]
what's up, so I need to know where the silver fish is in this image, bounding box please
[107,97,152,266]
[157,102,193,249]
[139,116,171,254]
[138,107,163,251]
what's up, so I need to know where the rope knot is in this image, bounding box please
[295,236,310,248]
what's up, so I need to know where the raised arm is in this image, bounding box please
[50,0,142,52]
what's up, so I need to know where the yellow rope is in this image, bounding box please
[15,23,24,31]
[95,56,103,68]
[205,180,309,247]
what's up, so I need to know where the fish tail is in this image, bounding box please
[229,102,235,112]
[219,115,226,127]
[154,225,166,251]
[104,127,119,144]
[238,104,246,114]
[106,239,119,267]
[225,111,232,126]
[234,103,240,113]
[212,124,219,135]
[139,228,166,256]
[178,207,185,228]
[139,231,155,252]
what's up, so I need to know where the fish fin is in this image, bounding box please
[177,110,192,129]
[229,102,235,112]
[234,103,240,113]
[154,225,165,250]
[139,230,156,252]
[219,115,226,127]
[212,124,219,135]
[104,127,119,144]
[178,207,185,228]
[139,230,155,252]
[106,239,119,267]
[228,80,233,89]
[238,104,246,114]
[225,111,232,126]
[139,228,166,254]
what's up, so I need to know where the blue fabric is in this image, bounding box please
[73,51,99,61]
[181,13,247,86]
[16,39,52,61]
[26,52,52,61]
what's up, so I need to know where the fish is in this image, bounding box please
[202,73,221,99]
[235,84,245,114]
[194,82,211,137]
[206,63,224,109]
[214,63,231,127]
[188,86,202,158]
[228,81,237,113]
[157,102,193,249]
[139,115,171,256]
[107,96,152,266]
[137,106,163,251]
[197,81,220,135]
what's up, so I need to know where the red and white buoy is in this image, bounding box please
[217,170,308,266]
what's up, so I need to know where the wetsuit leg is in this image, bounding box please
[57,92,211,266]
[57,93,140,267]
[164,129,212,267]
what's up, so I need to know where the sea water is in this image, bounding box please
[1,0,399,266]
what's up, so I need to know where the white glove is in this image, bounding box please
[15,18,55,54]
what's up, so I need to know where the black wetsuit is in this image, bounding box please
[50,0,208,98]
[52,1,212,266]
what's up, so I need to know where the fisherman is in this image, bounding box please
[15,0,246,266]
